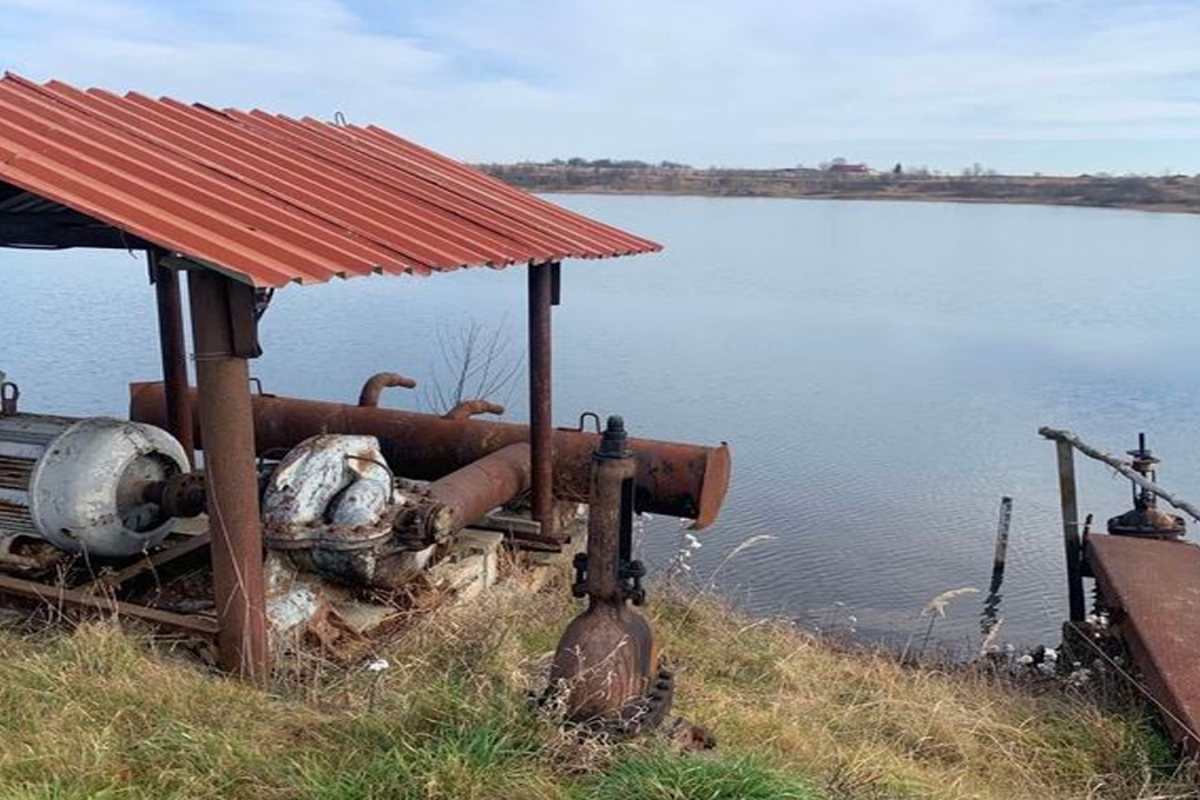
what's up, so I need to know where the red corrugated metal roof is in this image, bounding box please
[0,73,661,287]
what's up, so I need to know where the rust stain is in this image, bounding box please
[1089,534,1200,752]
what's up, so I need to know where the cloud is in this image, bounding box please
[0,0,1197,172]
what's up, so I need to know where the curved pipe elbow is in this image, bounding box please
[442,399,505,420]
[358,372,417,407]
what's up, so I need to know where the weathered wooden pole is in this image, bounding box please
[149,249,194,466]
[991,495,1013,577]
[1055,440,1086,622]
[528,260,559,540]
[187,268,268,679]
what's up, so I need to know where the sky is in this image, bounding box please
[1,0,1198,175]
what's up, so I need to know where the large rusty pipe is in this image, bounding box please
[426,443,531,541]
[187,271,268,680]
[529,261,556,539]
[150,251,194,466]
[131,382,731,529]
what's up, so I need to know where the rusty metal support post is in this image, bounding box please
[187,268,268,679]
[150,250,194,466]
[528,261,557,539]
[1055,440,1086,622]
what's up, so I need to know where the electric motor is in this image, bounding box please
[0,414,189,557]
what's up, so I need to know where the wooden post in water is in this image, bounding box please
[991,496,1013,578]
[1055,441,1087,622]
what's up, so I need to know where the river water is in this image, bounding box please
[3,194,1200,651]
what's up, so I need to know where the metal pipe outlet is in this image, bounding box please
[130,382,731,529]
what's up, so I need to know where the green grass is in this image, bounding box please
[0,576,1189,800]
[583,751,815,800]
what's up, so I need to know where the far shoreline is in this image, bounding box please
[543,186,1200,217]
[480,163,1200,218]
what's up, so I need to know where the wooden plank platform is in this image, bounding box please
[1087,534,1200,750]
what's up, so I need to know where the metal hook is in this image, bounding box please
[560,411,602,434]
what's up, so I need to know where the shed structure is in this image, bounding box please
[0,73,661,677]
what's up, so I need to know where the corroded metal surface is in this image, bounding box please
[262,434,393,544]
[150,251,194,465]
[529,261,556,539]
[261,435,527,585]
[261,434,399,586]
[442,399,505,420]
[422,443,532,544]
[550,417,670,734]
[188,270,268,678]
[1087,534,1200,750]
[131,382,732,529]
[358,372,416,408]
[0,74,660,287]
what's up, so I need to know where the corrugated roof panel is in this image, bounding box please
[0,82,388,279]
[0,73,661,287]
[346,124,653,254]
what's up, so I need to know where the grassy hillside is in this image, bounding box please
[0,578,1189,800]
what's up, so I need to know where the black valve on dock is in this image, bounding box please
[1107,432,1186,539]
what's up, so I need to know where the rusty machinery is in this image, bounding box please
[130,377,730,531]
[4,378,730,587]
[548,416,673,734]
[132,376,728,615]
[1,371,726,733]
[1107,433,1186,539]
[258,432,534,587]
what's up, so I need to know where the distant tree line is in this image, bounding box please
[533,158,694,169]
[478,160,1200,213]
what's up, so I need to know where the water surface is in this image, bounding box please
[4,195,1200,650]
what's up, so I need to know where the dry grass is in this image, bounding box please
[0,576,1191,800]
[651,596,1190,799]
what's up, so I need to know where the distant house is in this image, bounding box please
[826,162,870,175]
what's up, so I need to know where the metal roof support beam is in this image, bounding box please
[528,261,561,541]
[187,267,268,680]
[149,249,194,466]
[0,219,153,250]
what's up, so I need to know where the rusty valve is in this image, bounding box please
[548,415,672,735]
[1107,432,1187,539]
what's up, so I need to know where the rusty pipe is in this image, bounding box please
[424,443,531,541]
[359,372,417,407]
[586,422,637,603]
[443,399,505,420]
[131,382,730,528]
